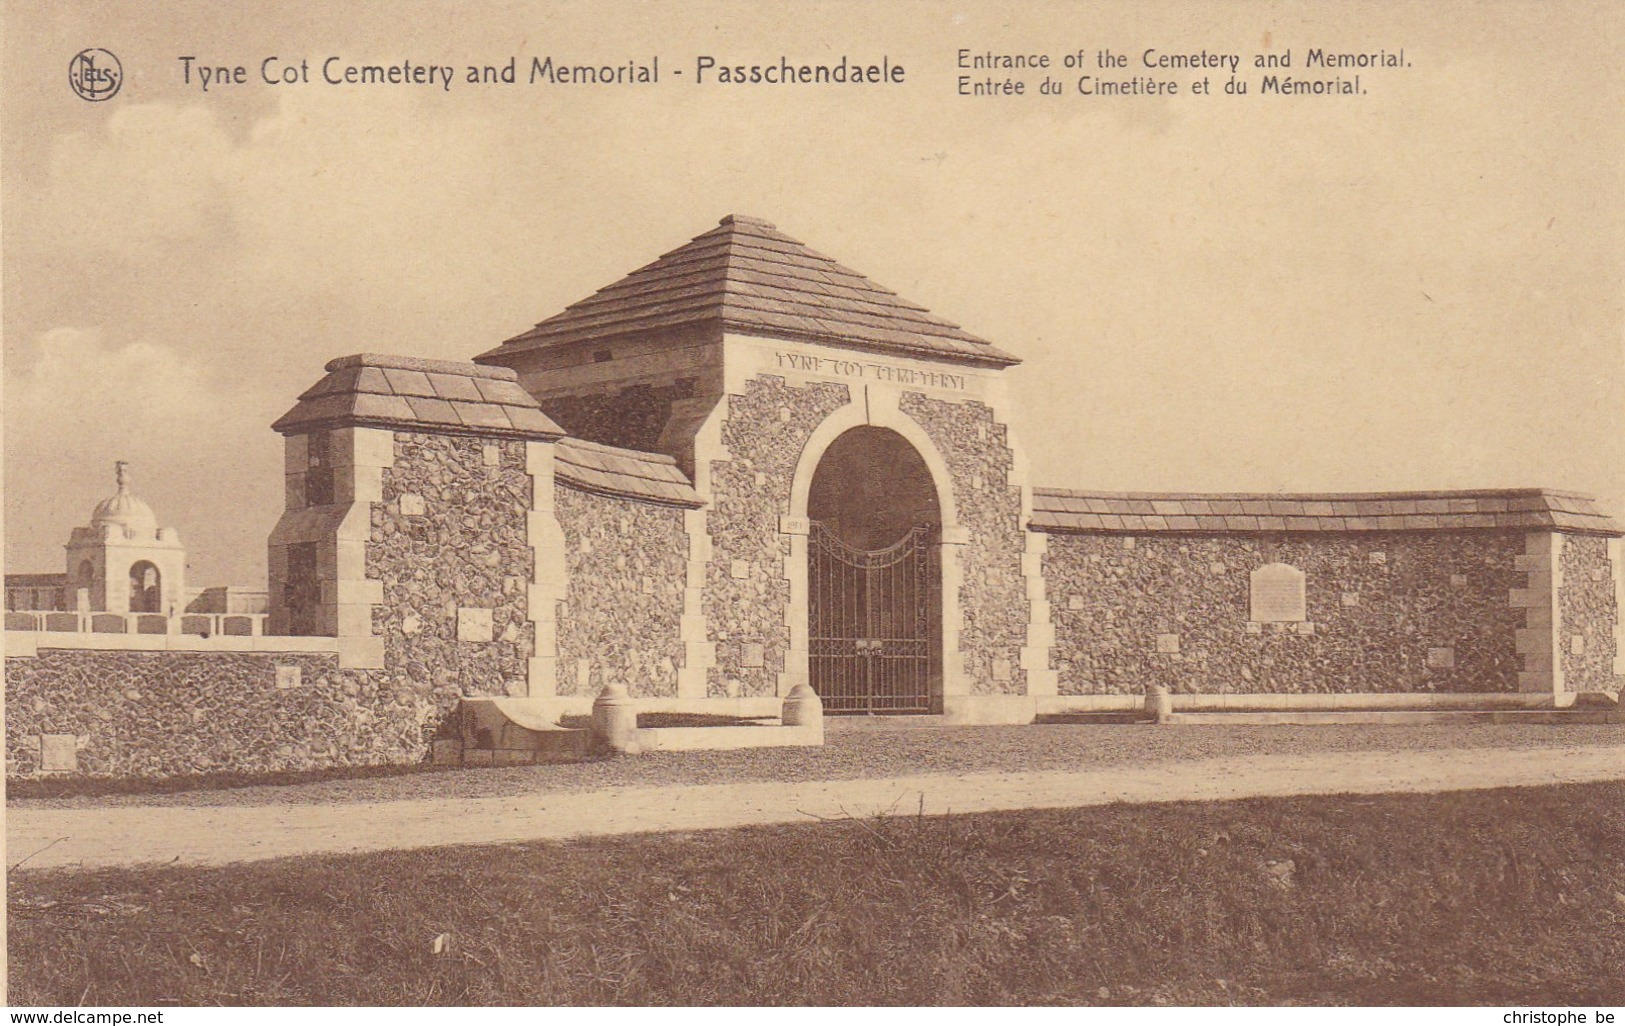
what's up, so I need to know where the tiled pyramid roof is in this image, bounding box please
[476,215,1020,368]
[555,437,704,508]
[273,354,565,440]
[1030,488,1622,536]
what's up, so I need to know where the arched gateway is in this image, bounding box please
[806,427,943,713]
[475,213,1059,718]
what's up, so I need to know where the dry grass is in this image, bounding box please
[9,782,1623,1006]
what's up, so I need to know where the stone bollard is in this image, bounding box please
[781,683,822,726]
[782,682,824,735]
[1144,684,1173,724]
[591,684,641,754]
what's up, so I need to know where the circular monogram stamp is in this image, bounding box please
[69,48,122,101]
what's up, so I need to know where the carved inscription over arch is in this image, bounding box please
[774,351,967,391]
[1250,562,1306,622]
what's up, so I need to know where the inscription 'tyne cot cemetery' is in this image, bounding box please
[775,351,967,390]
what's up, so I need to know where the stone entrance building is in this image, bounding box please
[6,215,1622,777]
[472,214,1051,719]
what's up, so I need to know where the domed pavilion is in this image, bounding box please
[63,461,186,614]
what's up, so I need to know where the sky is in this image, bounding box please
[4,0,1621,587]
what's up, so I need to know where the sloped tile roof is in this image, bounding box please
[273,354,565,440]
[555,437,704,508]
[1030,488,1622,536]
[475,215,1020,368]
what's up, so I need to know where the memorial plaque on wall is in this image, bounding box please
[39,734,77,773]
[1250,563,1307,622]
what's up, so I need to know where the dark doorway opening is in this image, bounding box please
[128,561,161,614]
[807,427,942,714]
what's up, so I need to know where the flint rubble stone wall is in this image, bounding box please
[706,375,849,697]
[554,484,688,697]
[6,429,538,779]
[1042,530,1528,695]
[3,650,409,778]
[1558,534,1617,692]
[539,380,697,455]
[900,393,1028,695]
[372,432,534,728]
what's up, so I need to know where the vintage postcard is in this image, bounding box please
[3,0,1622,1013]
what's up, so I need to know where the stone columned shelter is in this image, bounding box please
[6,462,187,618]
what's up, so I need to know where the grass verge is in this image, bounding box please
[9,782,1623,1005]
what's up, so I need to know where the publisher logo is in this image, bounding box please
[69,48,122,101]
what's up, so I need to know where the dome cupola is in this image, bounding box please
[91,461,158,537]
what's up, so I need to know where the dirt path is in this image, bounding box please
[8,743,1623,871]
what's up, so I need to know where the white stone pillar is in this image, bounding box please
[777,515,811,696]
[1610,535,1623,683]
[1021,528,1058,697]
[333,427,392,670]
[677,395,729,701]
[526,439,566,697]
[677,507,715,699]
[1512,531,1560,696]
[939,525,970,698]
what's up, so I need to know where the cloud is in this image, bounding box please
[4,327,280,586]
[44,105,237,259]
[8,14,1620,583]
[10,327,222,424]
[35,93,531,310]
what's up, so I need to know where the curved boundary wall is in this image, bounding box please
[6,354,1621,780]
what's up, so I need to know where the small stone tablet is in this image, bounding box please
[1249,563,1306,622]
[457,607,493,643]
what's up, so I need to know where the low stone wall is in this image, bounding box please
[1042,531,1529,696]
[3,643,419,778]
[554,484,689,697]
[5,610,267,637]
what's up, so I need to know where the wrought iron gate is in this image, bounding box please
[809,522,938,714]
